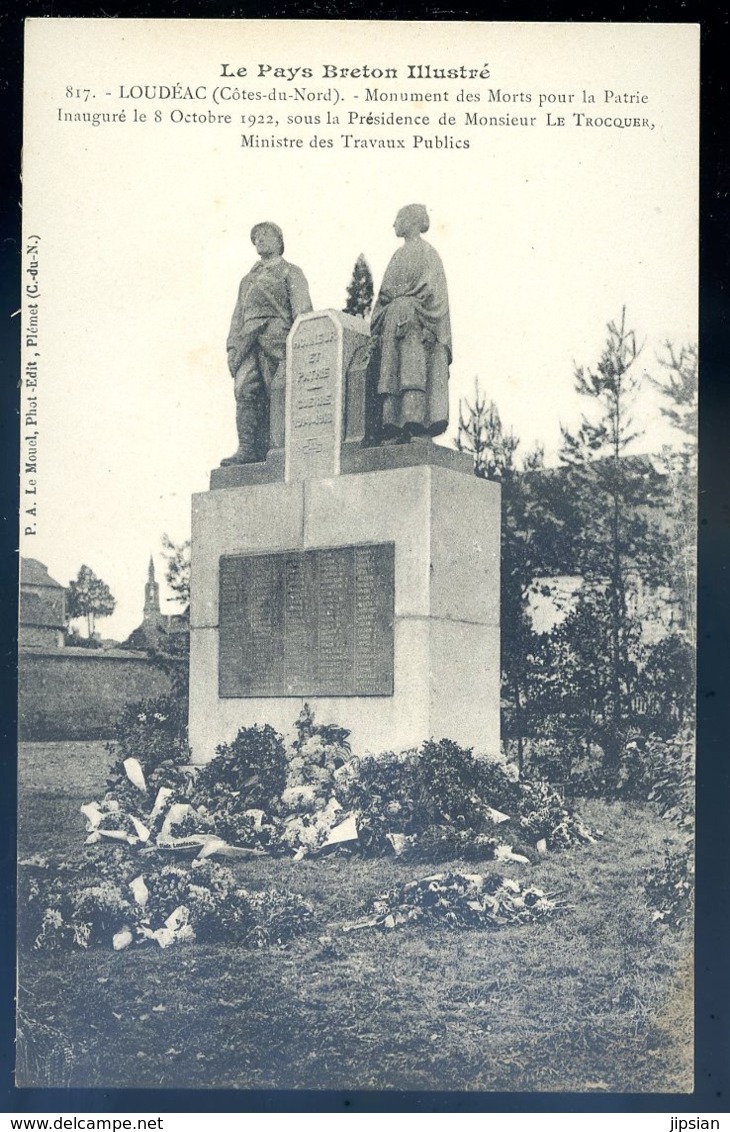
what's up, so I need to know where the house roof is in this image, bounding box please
[20,557,65,590]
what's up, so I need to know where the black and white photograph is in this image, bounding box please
[16,18,699,1095]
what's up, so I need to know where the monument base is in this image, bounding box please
[189,451,500,763]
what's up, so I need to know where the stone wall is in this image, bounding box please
[18,647,183,741]
[20,625,64,649]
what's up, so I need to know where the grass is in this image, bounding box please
[17,742,693,1092]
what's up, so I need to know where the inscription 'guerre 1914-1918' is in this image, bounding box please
[218,543,395,698]
[286,314,341,482]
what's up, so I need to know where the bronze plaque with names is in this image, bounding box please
[219,543,395,697]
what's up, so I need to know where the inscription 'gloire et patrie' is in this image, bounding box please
[286,314,341,480]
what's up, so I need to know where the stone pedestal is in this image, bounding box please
[190,311,501,762]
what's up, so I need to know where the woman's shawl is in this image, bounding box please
[371,237,452,363]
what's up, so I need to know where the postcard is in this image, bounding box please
[18,19,698,1092]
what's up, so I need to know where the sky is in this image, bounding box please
[20,20,698,639]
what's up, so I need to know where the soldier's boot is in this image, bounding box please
[220,400,262,466]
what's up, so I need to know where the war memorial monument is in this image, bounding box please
[188,207,501,762]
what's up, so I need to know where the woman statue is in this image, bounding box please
[370,203,452,442]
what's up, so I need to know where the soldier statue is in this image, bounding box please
[222,222,312,465]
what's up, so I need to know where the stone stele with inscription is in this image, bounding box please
[285,309,372,482]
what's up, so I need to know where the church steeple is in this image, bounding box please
[144,554,160,617]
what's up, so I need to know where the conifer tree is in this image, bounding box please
[161,533,191,610]
[559,308,671,783]
[649,341,698,634]
[343,254,374,318]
